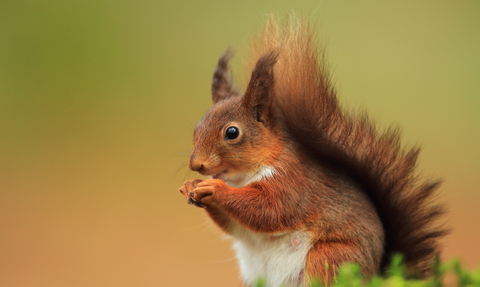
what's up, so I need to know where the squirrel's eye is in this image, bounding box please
[225,126,239,141]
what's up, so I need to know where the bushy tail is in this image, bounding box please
[248,16,448,276]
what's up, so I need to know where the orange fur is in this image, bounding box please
[178,15,447,286]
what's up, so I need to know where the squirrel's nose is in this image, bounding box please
[189,157,204,172]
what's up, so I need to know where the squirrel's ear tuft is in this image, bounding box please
[242,49,278,125]
[211,49,238,104]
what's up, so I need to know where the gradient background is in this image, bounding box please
[1,1,479,286]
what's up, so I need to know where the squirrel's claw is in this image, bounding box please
[178,179,205,208]
[179,178,223,208]
[188,191,206,208]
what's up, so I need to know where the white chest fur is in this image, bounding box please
[230,223,312,287]
[222,165,277,188]
[220,165,312,286]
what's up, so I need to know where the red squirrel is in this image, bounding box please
[178,17,447,287]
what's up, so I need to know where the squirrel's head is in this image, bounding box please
[189,50,281,187]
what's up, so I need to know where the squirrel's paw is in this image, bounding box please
[178,179,203,207]
[189,178,227,207]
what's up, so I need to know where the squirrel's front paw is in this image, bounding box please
[179,179,203,207]
[189,178,227,207]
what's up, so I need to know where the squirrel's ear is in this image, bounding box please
[242,49,278,125]
[211,49,238,104]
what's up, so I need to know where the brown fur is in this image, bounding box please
[178,15,447,286]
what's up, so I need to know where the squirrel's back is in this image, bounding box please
[248,16,448,276]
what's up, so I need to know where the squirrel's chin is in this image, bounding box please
[211,171,226,180]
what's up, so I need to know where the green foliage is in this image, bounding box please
[255,278,266,287]
[254,255,480,287]
[452,259,480,286]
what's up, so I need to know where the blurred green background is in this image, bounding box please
[0,0,479,286]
